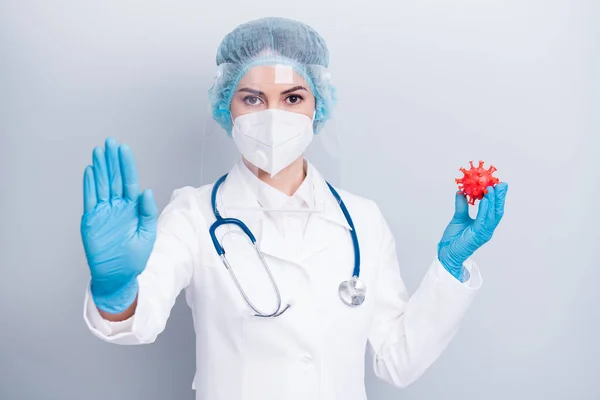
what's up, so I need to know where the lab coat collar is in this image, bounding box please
[236,159,315,211]
[219,160,350,230]
[216,160,352,262]
[309,163,352,231]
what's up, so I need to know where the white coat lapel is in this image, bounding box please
[217,163,297,263]
[255,215,299,262]
[298,167,352,261]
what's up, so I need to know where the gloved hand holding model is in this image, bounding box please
[438,183,509,280]
[80,138,158,314]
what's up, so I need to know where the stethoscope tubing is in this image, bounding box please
[209,173,362,316]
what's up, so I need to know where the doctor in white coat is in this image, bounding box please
[80,17,509,400]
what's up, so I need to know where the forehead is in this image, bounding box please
[238,65,310,87]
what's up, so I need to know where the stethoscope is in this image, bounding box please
[209,173,366,318]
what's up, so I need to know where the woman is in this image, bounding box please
[81,17,508,400]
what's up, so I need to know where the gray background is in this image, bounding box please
[1,0,598,399]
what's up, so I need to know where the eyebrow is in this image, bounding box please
[280,86,307,95]
[237,86,307,96]
[237,88,265,96]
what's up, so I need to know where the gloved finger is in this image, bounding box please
[472,196,489,233]
[453,191,471,221]
[138,189,158,235]
[92,146,109,202]
[119,144,140,201]
[105,137,123,200]
[494,182,508,223]
[483,186,496,232]
[83,165,97,213]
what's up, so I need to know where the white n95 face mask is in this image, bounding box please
[231,109,314,176]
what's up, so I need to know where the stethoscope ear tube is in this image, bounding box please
[211,174,229,218]
[219,244,290,317]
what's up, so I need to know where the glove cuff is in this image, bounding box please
[437,256,464,281]
[91,278,139,314]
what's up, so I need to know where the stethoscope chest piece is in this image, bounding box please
[338,276,367,306]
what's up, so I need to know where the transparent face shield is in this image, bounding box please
[200,62,341,215]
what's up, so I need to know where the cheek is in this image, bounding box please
[301,110,314,120]
[229,100,242,121]
[297,96,316,119]
[230,100,255,121]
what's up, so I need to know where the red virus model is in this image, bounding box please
[455,160,500,205]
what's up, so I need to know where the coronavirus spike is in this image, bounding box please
[455,160,500,205]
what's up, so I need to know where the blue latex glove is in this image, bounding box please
[80,138,158,313]
[437,182,508,281]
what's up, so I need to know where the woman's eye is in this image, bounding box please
[243,96,262,106]
[286,95,303,105]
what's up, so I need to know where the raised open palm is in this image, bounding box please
[80,138,158,313]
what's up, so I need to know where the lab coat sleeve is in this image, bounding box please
[367,205,482,388]
[83,187,199,345]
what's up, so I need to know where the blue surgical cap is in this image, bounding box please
[209,17,337,135]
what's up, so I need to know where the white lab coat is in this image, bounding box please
[83,161,482,400]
